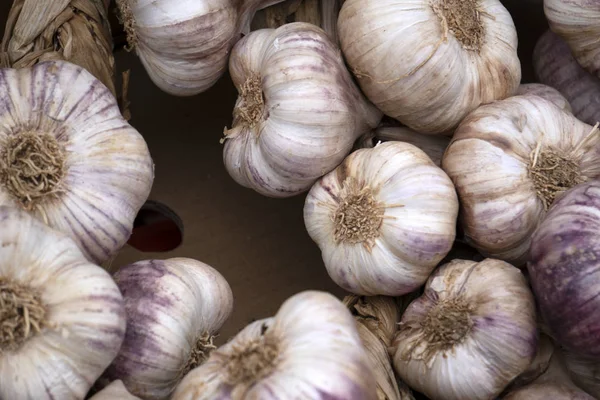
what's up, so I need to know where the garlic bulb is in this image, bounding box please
[516,83,572,114]
[533,30,600,127]
[391,258,538,400]
[337,0,521,134]
[442,94,600,265]
[544,0,600,78]
[222,22,381,197]
[102,258,234,400]
[304,141,458,296]
[344,295,414,400]
[172,290,377,399]
[115,0,286,96]
[0,206,126,400]
[508,333,555,390]
[0,60,153,264]
[89,381,141,400]
[563,351,600,398]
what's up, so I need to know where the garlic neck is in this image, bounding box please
[225,334,279,385]
[0,131,66,210]
[0,278,47,353]
[431,0,485,51]
[180,331,217,378]
[115,0,137,51]
[236,75,266,131]
[333,178,384,247]
[421,298,473,352]
[528,146,583,210]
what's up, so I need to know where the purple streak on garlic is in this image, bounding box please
[516,83,573,114]
[304,141,458,296]
[222,22,382,198]
[102,258,234,400]
[391,258,537,400]
[528,179,600,359]
[533,30,600,126]
[171,291,377,399]
[0,60,153,264]
[0,206,126,400]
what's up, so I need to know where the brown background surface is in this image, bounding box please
[0,1,549,343]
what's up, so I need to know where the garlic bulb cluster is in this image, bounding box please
[337,0,521,134]
[115,0,286,96]
[0,206,126,400]
[516,83,572,114]
[533,30,600,127]
[391,258,538,400]
[0,60,153,264]
[223,22,381,197]
[89,381,141,400]
[304,141,458,296]
[563,350,600,398]
[172,290,377,399]
[442,94,600,265]
[544,0,600,78]
[344,295,414,400]
[102,258,234,400]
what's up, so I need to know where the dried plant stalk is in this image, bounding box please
[0,0,129,116]
[344,295,415,400]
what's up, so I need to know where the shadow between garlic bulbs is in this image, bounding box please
[222,22,382,197]
[304,141,459,296]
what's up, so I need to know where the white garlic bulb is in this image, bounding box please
[0,205,126,400]
[172,290,377,399]
[391,258,538,400]
[304,141,458,296]
[516,83,572,114]
[102,258,234,400]
[337,0,521,134]
[89,381,141,400]
[116,0,287,96]
[0,60,153,264]
[442,94,600,265]
[222,22,382,197]
[544,0,600,78]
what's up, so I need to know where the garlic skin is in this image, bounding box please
[391,258,538,400]
[373,126,451,167]
[304,141,458,296]
[337,0,521,134]
[544,0,600,78]
[223,22,382,197]
[172,291,377,399]
[116,0,285,96]
[563,351,600,398]
[0,60,153,264]
[102,258,234,400]
[442,95,600,265]
[0,206,126,400]
[89,381,141,400]
[516,83,572,114]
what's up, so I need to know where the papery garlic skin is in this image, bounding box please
[442,95,600,265]
[304,141,458,296]
[172,291,377,399]
[544,0,600,79]
[0,206,126,400]
[391,258,537,400]
[563,350,600,398]
[517,83,572,114]
[89,380,141,400]
[337,0,521,134]
[102,258,234,400]
[223,22,381,197]
[0,60,153,264]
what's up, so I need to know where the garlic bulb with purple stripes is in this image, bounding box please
[391,258,537,400]
[0,206,126,400]
[0,60,154,264]
[102,258,234,400]
[171,291,377,399]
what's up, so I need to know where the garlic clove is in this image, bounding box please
[0,60,154,265]
[391,258,538,400]
[0,205,126,400]
[516,83,573,114]
[304,141,458,296]
[172,291,377,399]
[89,380,141,400]
[223,22,382,197]
[102,258,234,400]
